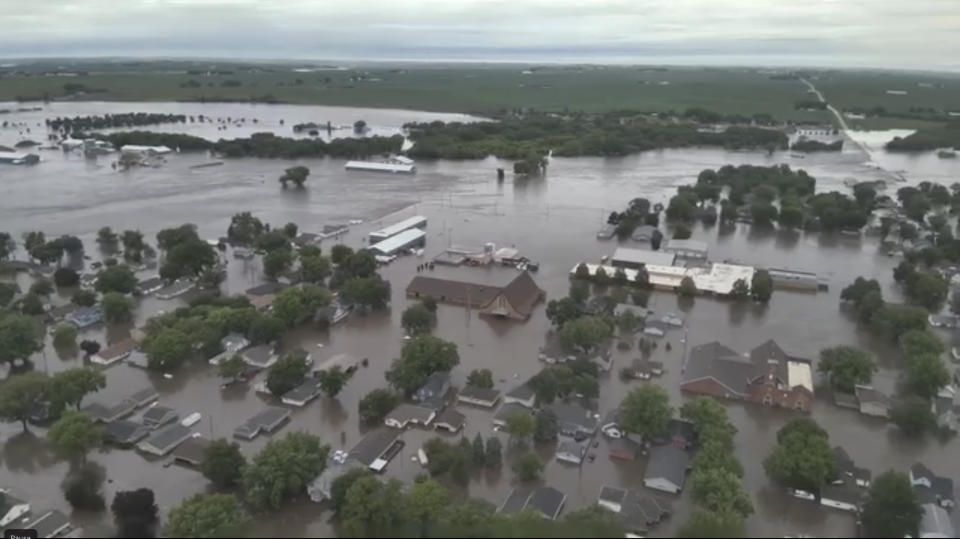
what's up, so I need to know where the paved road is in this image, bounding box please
[801,77,867,153]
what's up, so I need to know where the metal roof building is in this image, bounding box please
[611,247,676,269]
[369,228,426,256]
[138,424,193,457]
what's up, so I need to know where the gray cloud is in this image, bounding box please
[0,0,957,69]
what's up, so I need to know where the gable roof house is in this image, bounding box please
[548,402,599,440]
[25,509,74,539]
[233,407,291,440]
[479,272,545,320]
[820,483,863,513]
[608,436,641,461]
[434,408,466,433]
[681,340,813,412]
[104,419,151,445]
[832,446,872,488]
[498,487,566,520]
[555,439,588,464]
[384,403,436,429]
[141,405,179,430]
[457,386,501,408]
[597,486,671,535]
[504,384,536,408]
[920,502,955,538]
[137,424,192,457]
[91,338,138,366]
[68,306,102,328]
[281,379,322,407]
[911,463,955,509]
[209,333,251,365]
[414,371,451,407]
[242,344,279,368]
[643,444,690,494]
[0,489,31,528]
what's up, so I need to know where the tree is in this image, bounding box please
[144,327,191,371]
[617,308,639,333]
[891,395,936,436]
[404,479,451,536]
[202,439,247,489]
[340,277,391,310]
[485,436,502,468]
[678,276,697,297]
[54,267,80,288]
[778,200,804,229]
[620,386,672,439]
[53,323,78,349]
[574,263,591,280]
[97,226,119,248]
[247,314,284,344]
[750,269,773,302]
[112,488,159,538]
[902,329,944,358]
[50,367,105,411]
[763,418,835,494]
[534,409,558,443]
[279,166,310,188]
[227,213,265,245]
[631,288,650,307]
[870,304,928,340]
[101,292,134,324]
[300,254,332,284]
[504,411,535,445]
[907,272,948,310]
[316,366,347,397]
[730,278,750,300]
[29,278,54,297]
[818,346,874,393]
[471,433,485,468]
[546,297,582,328]
[330,244,354,265]
[354,120,367,133]
[691,467,754,517]
[592,266,609,286]
[466,368,494,389]
[21,293,44,315]
[680,396,737,443]
[359,388,398,423]
[62,463,106,511]
[750,201,778,227]
[673,223,692,239]
[266,352,310,397]
[678,509,745,538]
[0,231,14,260]
[0,314,43,368]
[156,224,199,252]
[243,431,329,509]
[330,468,372,516]
[166,493,249,538]
[695,439,744,477]
[72,289,97,306]
[386,335,459,394]
[261,248,293,280]
[861,471,923,538]
[121,230,147,261]
[0,283,16,308]
[339,251,378,280]
[402,303,436,336]
[161,239,216,280]
[340,475,405,537]
[271,285,331,327]
[48,411,102,463]
[218,354,248,381]
[283,222,299,239]
[906,354,949,399]
[80,339,101,357]
[558,315,612,353]
[569,280,589,303]
[951,291,960,315]
[512,453,544,481]
[95,265,137,294]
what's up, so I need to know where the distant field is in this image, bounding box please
[0,62,830,121]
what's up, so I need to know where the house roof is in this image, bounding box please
[557,440,586,459]
[83,400,137,423]
[495,272,545,318]
[664,238,708,253]
[245,282,286,296]
[609,436,640,457]
[599,486,627,505]
[222,333,249,349]
[526,487,566,520]
[283,379,321,403]
[0,490,27,511]
[418,371,450,396]
[644,445,689,489]
[458,385,501,404]
[171,437,209,466]
[405,276,501,307]
[548,402,598,432]
[243,344,276,366]
[26,509,71,539]
[921,503,955,538]
[105,419,150,444]
[499,488,533,515]
[682,342,754,396]
[495,402,534,423]
[350,427,401,466]
[142,405,177,425]
[855,385,890,406]
[619,490,671,531]
[96,338,138,360]
[912,463,955,505]
[128,387,159,406]
[386,403,435,425]
[833,446,872,484]
[505,384,536,402]
[435,408,466,429]
[612,247,676,267]
[136,277,164,291]
[141,424,191,452]
[652,419,696,446]
[821,484,863,505]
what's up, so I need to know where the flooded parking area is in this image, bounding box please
[2,102,960,536]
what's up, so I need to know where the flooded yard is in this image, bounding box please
[2,101,960,537]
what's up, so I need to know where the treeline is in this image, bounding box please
[681,107,776,126]
[75,130,405,158]
[886,122,960,152]
[47,113,187,132]
[403,113,788,160]
[666,164,872,232]
[790,139,842,152]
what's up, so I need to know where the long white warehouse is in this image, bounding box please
[369,215,427,243]
[345,161,415,174]
[370,229,426,256]
[569,262,754,296]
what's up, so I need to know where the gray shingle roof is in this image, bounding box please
[526,487,566,520]
[682,341,755,396]
[458,386,501,404]
[105,419,150,444]
[644,445,689,490]
[435,408,466,430]
[548,402,598,434]
[141,424,191,453]
[350,427,401,466]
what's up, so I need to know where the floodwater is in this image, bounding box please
[2,102,960,537]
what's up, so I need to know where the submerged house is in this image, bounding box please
[681,340,814,412]
[643,445,690,494]
[405,272,545,321]
[499,487,567,520]
[457,386,501,408]
[68,306,102,328]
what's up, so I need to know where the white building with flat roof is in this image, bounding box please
[369,215,427,243]
[611,248,676,269]
[663,239,708,260]
[370,228,426,256]
[570,262,754,297]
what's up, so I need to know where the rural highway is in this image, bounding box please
[800,77,851,132]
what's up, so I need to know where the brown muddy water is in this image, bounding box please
[2,102,960,537]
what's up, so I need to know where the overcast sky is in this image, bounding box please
[2,0,958,70]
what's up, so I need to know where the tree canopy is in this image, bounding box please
[165,493,250,539]
[861,471,923,538]
[266,352,310,397]
[112,488,159,538]
[202,439,247,489]
[48,411,102,463]
[243,431,329,509]
[386,335,459,394]
[466,368,494,389]
[0,314,44,366]
[817,346,874,393]
[0,371,49,431]
[763,418,835,494]
[402,303,437,336]
[619,385,672,439]
[358,388,399,423]
[558,315,612,353]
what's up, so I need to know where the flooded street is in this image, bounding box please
[2,102,960,537]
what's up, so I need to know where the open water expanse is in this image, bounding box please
[2,101,960,537]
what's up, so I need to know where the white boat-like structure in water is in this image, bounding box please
[345,155,415,174]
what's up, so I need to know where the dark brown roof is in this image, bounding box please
[496,272,545,317]
[405,276,501,307]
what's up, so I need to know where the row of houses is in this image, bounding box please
[0,490,77,538]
